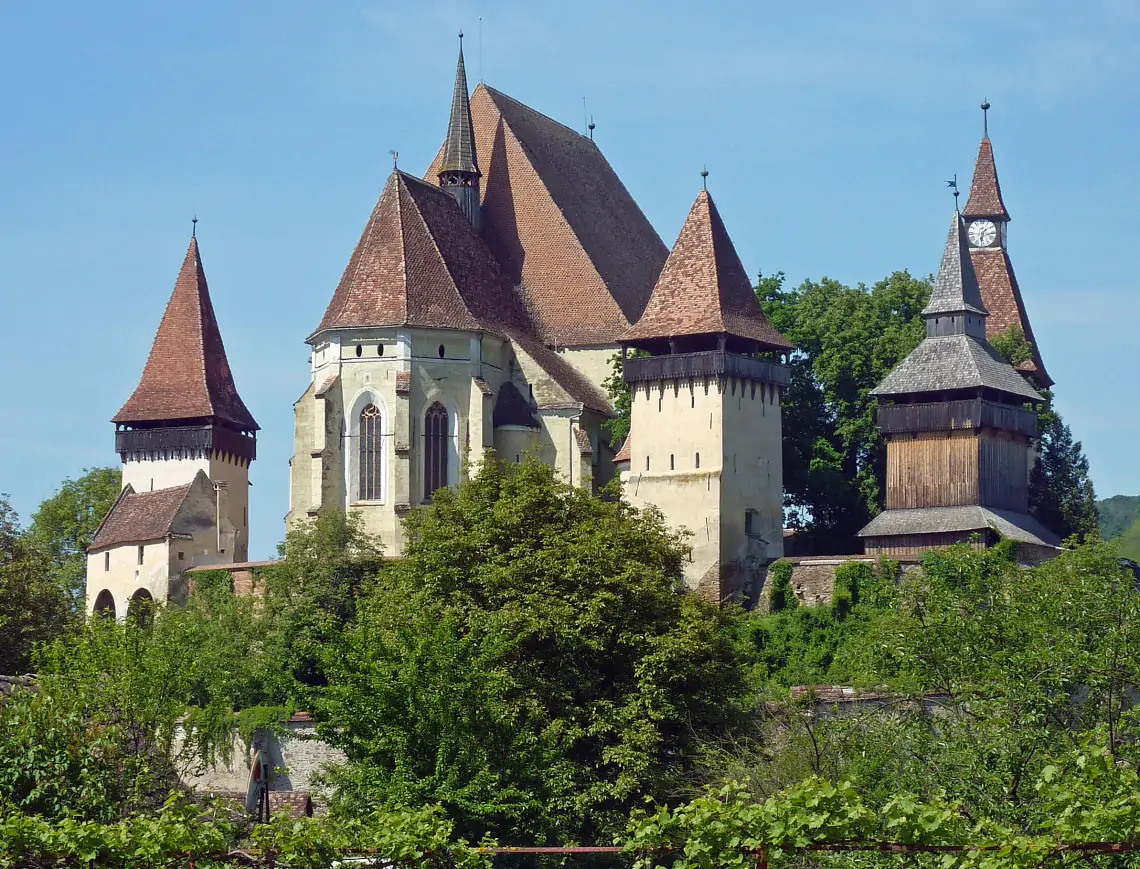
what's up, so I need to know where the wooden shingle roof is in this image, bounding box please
[114,239,258,431]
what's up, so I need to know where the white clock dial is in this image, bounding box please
[968,219,997,247]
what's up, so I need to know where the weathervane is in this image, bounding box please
[191,215,198,238]
[701,165,709,190]
[981,98,991,138]
[389,149,399,169]
[945,174,959,209]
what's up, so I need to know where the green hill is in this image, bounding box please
[1098,494,1140,540]
[1114,518,1140,561]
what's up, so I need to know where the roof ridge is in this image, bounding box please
[479,84,596,145]
[396,174,485,330]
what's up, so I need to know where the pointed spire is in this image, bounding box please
[113,237,258,431]
[963,127,1010,221]
[622,188,792,350]
[439,33,479,177]
[923,211,988,320]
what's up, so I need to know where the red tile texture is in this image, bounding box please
[613,437,630,464]
[962,139,1010,221]
[574,426,593,455]
[970,247,1052,386]
[114,239,258,430]
[623,190,793,349]
[428,84,668,346]
[89,483,192,550]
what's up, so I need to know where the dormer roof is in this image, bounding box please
[113,239,258,431]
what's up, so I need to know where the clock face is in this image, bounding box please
[968,219,998,247]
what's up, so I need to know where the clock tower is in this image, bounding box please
[962,102,1052,388]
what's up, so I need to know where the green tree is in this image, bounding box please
[313,458,749,843]
[26,467,121,608]
[0,497,73,674]
[759,271,929,552]
[986,325,1098,542]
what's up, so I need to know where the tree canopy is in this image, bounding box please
[312,458,750,843]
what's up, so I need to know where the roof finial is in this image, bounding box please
[389,149,399,169]
[945,174,959,210]
[981,98,991,139]
[700,165,709,190]
[191,214,198,238]
[587,114,595,140]
[458,29,464,45]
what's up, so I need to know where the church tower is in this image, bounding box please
[620,185,793,602]
[963,103,1052,387]
[858,210,1058,561]
[437,35,481,230]
[86,236,258,619]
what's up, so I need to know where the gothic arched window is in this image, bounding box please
[424,402,449,501]
[359,404,383,501]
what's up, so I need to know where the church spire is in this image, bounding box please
[922,210,988,336]
[438,33,481,229]
[113,236,258,435]
[963,109,1010,222]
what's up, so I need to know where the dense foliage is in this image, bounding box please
[26,467,121,610]
[757,271,930,552]
[0,496,73,673]
[313,459,749,843]
[1097,494,1140,541]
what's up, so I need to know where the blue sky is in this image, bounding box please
[1,1,1136,558]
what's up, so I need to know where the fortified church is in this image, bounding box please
[84,47,1058,619]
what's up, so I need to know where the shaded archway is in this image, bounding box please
[92,589,116,620]
[127,588,155,627]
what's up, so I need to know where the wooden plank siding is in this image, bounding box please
[978,429,1030,512]
[885,430,979,509]
[864,531,989,561]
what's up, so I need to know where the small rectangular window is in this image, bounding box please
[137,545,144,565]
[178,551,185,561]
[745,510,762,538]
[104,552,110,571]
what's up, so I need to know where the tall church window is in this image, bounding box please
[359,404,383,500]
[424,402,449,501]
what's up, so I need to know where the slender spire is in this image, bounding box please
[439,34,481,229]
[981,98,991,139]
[439,33,479,177]
[922,211,988,327]
[963,105,1010,221]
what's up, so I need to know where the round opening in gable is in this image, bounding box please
[438,344,445,358]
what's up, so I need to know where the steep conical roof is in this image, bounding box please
[923,211,989,317]
[114,238,258,430]
[439,41,479,177]
[622,189,792,349]
[963,138,1010,221]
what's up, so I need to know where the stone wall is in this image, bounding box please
[176,715,345,808]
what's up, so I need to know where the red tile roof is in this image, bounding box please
[574,427,593,455]
[623,190,793,349]
[89,483,193,551]
[613,437,630,464]
[114,239,258,431]
[962,138,1010,221]
[428,84,668,346]
[970,247,1052,386]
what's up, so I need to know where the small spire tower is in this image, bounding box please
[438,33,482,230]
[858,211,1058,560]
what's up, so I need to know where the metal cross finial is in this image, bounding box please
[945,174,959,210]
[981,98,991,138]
[700,165,709,190]
[191,215,198,238]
